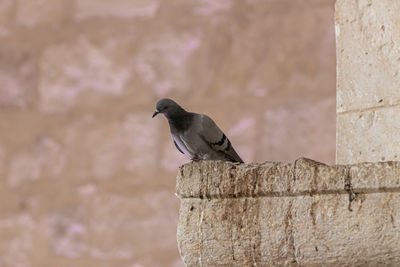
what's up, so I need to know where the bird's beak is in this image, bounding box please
[152,109,159,118]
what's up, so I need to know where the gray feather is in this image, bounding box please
[198,115,244,163]
[173,139,185,155]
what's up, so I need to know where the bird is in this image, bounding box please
[152,98,244,163]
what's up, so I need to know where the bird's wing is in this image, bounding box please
[173,139,185,154]
[198,114,244,163]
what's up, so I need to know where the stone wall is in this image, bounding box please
[177,159,400,266]
[175,1,400,266]
[0,0,335,266]
[336,0,400,164]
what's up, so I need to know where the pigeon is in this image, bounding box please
[152,98,244,163]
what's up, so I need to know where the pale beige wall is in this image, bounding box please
[0,0,335,266]
[336,0,400,164]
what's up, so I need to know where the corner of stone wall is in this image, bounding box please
[176,159,400,266]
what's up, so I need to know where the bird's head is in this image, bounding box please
[152,98,184,118]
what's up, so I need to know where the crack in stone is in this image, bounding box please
[198,200,205,267]
[230,199,235,262]
[197,166,205,267]
[250,168,261,266]
[337,102,400,115]
[345,167,358,211]
[284,200,298,264]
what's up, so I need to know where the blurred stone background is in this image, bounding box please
[0,0,335,266]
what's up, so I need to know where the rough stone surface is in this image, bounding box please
[0,47,37,108]
[0,0,335,265]
[39,36,133,113]
[8,136,67,188]
[16,0,71,27]
[177,159,400,266]
[336,0,400,164]
[75,0,159,20]
[337,107,400,164]
[0,0,13,37]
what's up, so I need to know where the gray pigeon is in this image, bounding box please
[152,98,244,163]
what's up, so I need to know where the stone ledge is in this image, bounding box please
[176,158,400,266]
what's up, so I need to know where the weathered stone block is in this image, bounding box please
[336,0,400,164]
[0,0,13,37]
[177,159,400,266]
[350,161,400,189]
[0,48,37,108]
[292,158,347,194]
[336,0,400,113]
[16,0,71,27]
[8,137,67,188]
[39,36,132,113]
[75,0,159,20]
[0,214,35,267]
[337,107,400,164]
